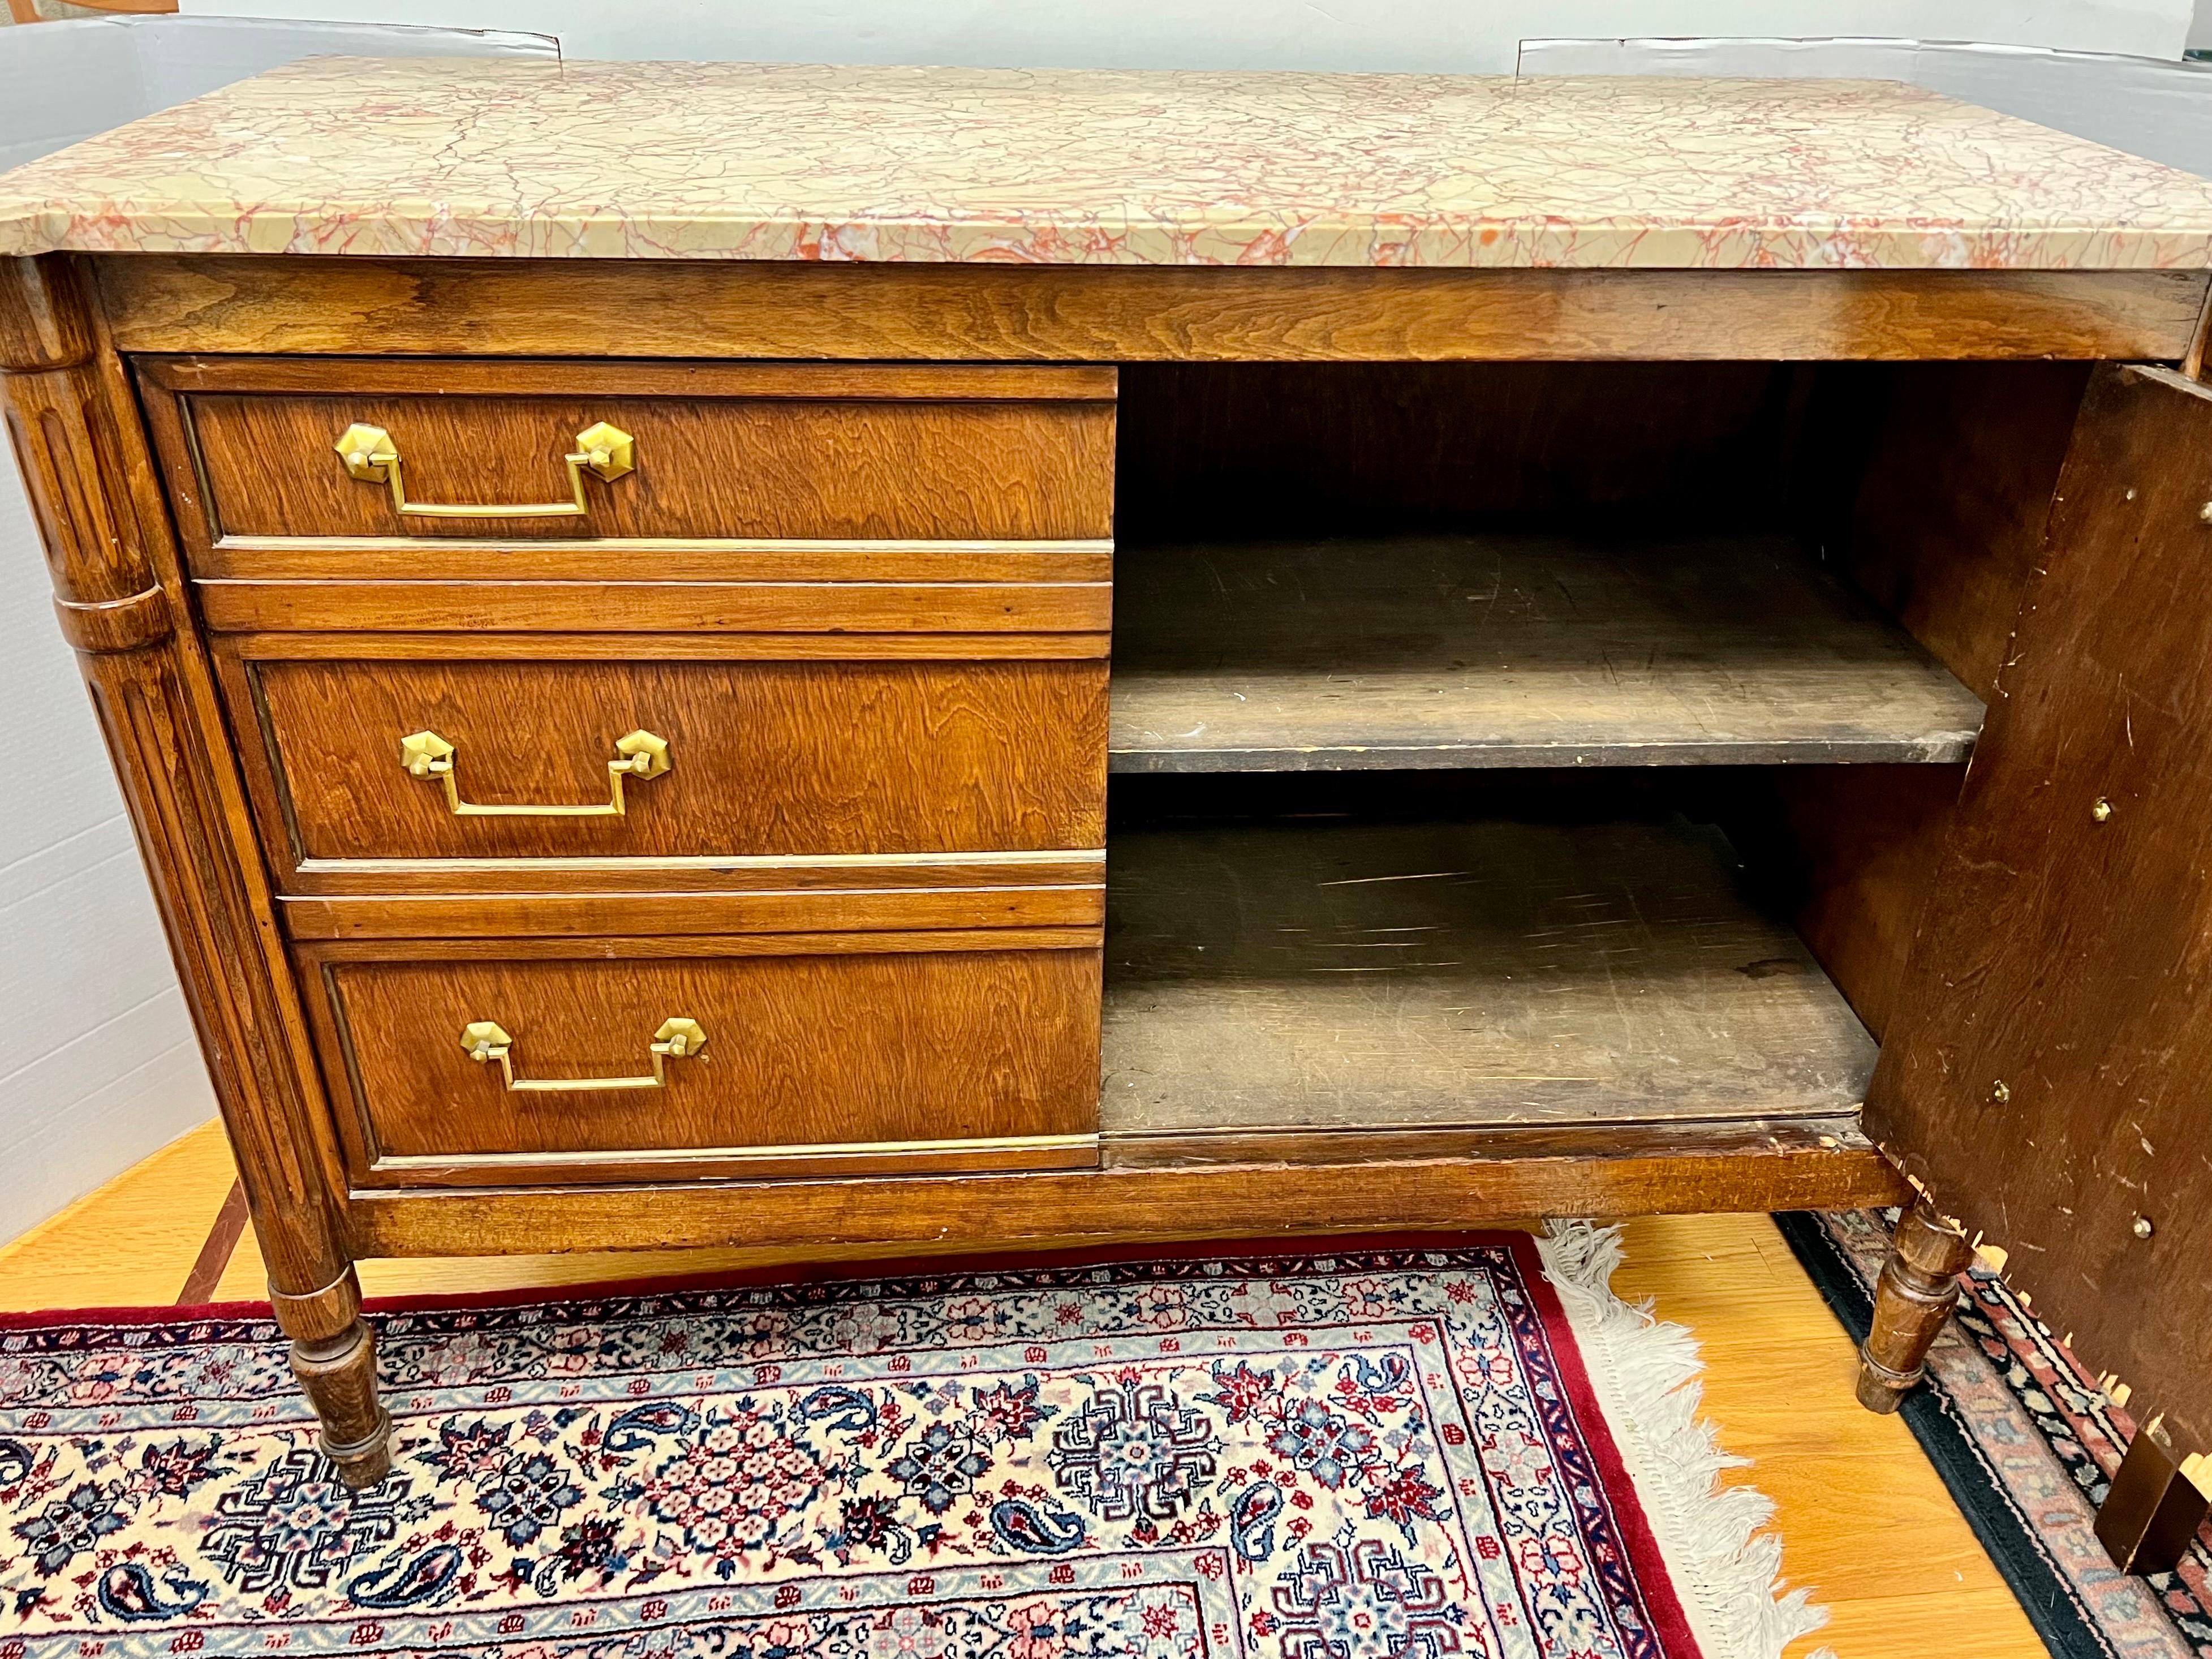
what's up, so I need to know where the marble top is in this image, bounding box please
[5,57,2212,268]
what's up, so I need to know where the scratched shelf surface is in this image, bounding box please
[1107,533,1986,771]
[1100,814,1877,1135]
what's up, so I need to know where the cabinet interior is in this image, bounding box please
[1100,359,2092,1142]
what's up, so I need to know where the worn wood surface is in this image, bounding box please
[1101,815,1875,1135]
[300,936,1102,1185]
[96,257,2209,363]
[1869,363,2212,1461]
[1727,362,2085,1039]
[1099,1115,1874,1170]
[1109,535,1983,770]
[218,649,1108,869]
[1826,362,2090,698]
[140,356,1116,544]
[1722,764,1966,1041]
[348,1116,1904,1253]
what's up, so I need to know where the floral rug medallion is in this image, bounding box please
[0,1237,1699,1657]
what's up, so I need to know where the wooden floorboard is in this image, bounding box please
[1103,814,1877,1134]
[0,1120,2046,1658]
[1611,1213,2049,1659]
[1108,534,1987,771]
[0,1125,242,1310]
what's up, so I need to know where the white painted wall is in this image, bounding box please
[0,19,554,1248]
[0,453,218,1243]
[179,0,2194,68]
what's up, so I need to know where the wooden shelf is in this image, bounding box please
[1108,534,1985,770]
[1101,815,1877,1137]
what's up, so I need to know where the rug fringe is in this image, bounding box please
[1535,1221,1836,1659]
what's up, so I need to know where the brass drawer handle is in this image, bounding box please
[460,1017,707,1093]
[334,420,635,519]
[398,728,670,818]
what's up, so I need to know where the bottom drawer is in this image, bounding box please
[301,934,1101,1188]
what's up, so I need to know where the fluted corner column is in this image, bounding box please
[1,253,389,1488]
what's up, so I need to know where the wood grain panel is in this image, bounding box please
[280,883,1104,939]
[100,256,2208,363]
[1103,816,1875,1134]
[144,359,1118,401]
[1870,363,2212,1460]
[1831,362,2090,698]
[1719,763,1966,1041]
[221,630,1109,663]
[279,850,1103,903]
[191,536,1113,584]
[221,648,1108,870]
[1117,362,1800,539]
[149,360,1114,544]
[300,928,1099,961]
[1732,362,2089,1040]
[1109,535,1983,770]
[303,940,1101,1184]
[192,578,1112,636]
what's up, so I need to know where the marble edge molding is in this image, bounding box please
[6,208,2212,270]
[5,57,2212,269]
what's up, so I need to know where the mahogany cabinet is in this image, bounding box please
[2,62,2210,1564]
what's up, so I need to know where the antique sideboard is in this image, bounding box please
[3,58,2210,1564]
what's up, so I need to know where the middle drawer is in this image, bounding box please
[215,637,1109,882]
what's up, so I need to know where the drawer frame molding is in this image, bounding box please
[299,939,1107,1188]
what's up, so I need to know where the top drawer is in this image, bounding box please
[139,359,1117,546]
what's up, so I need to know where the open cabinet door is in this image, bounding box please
[1869,362,2212,1462]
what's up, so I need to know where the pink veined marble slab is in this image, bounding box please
[5,57,2212,268]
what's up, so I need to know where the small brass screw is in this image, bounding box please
[2133,1216,2154,1240]
[2092,798,2114,822]
[2200,501,2212,524]
[1991,1080,2011,1103]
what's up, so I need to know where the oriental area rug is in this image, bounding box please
[1781,1209,2212,1659]
[0,1231,1825,1659]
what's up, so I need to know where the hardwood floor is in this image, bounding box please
[0,1119,2047,1658]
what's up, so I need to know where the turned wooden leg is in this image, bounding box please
[1855,1198,1976,1413]
[2097,1428,2211,1575]
[272,1269,393,1489]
